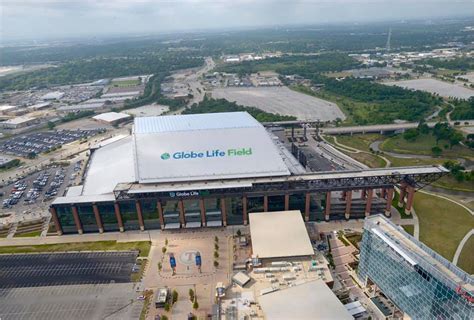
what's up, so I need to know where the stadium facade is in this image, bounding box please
[358,215,473,320]
[50,112,447,235]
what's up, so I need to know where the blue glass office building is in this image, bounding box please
[358,216,473,320]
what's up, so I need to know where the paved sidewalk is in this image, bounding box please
[452,229,474,265]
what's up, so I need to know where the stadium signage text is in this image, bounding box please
[161,148,252,160]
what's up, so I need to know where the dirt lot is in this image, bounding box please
[385,78,474,99]
[211,86,346,121]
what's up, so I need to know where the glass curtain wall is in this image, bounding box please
[55,205,76,234]
[119,201,140,230]
[225,196,243,225]
[77,204,98,233]
[141,199,160,230]
[97,203,119,232]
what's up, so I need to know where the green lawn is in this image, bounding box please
[384,155,448,167]
[414,192,474,261]
[336,134,384,152]
[392,191,412,219]
[111,79,140,87]
[401,225,414,236]
[381,134,474,159]
[14,230,42,238]
[432,175,474,192]
[0,241,151,257]
[457,235,474,274]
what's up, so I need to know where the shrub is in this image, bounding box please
[172,290,178,304]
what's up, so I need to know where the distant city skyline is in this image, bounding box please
[2,0,474,41]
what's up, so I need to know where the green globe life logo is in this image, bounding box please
[161,153,170,160]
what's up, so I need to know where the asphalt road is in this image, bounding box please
[0,251,138,288]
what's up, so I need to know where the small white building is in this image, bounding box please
[41,91,65,101]
[92,112,131,125]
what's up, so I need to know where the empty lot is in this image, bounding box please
[211,86,346,121]
[0,251,137,288]
[385,78,474,99]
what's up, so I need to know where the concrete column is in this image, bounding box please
[221,198,227,226]
[49,207,63,235]
[157,201,165,230]
[199,199,206,226]
[325,192,331,221]
[135,200,145,231]
[345,190,352,220]
[114,202,124,232]
[263,195,268,212]
[304,193,311,222]
[242,196,248,225]
[365,189,373,217]
[398,183,407,208]
[71,205,83,235]
[385,188,394,217]
[284,194,290,211]
[92,203,104,233]
[178,200,185,227]
[405,186,415,215]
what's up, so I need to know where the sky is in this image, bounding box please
[1,0,474,41]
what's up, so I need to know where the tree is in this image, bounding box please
[431,146,442,156]
[161,316,169,320]
[164,303,170,312]
[172,290,178,304]
[47,121,56,130]
[162,247,167,254]
[214,260,219,268]
[214,243,219,250]
[165,238,169,246]
[236,229,242,237]
[403,128,419,141]
[189,289,195,302]
[448,131,463,148]
[214,236,219,243]
[214,251,219,259]
[158,262,162,271]
[193,300,199,310]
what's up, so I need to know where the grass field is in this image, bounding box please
[385,155,448,167]
[414,192,474,262]
[457,235,474,274]
[0,241,151,257]
[381,134,474,159]
[14,230,42,238]
[336,134,383,152]
[112,79,141,87]
[432,175,474,192]
[401,225,414,236]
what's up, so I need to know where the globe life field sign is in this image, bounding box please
[162,148,252,160]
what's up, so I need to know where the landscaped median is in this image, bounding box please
[0,240,151,257]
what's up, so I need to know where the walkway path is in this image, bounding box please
[453,229,474,265]
[325,136,391,168]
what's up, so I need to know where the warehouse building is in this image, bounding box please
[92,112,131,125]
[0,116,39,130]
[49,112,446,235]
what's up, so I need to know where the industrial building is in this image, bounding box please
[0,116,39,130]
[358,215,473,320]
[92,112,131,125]
[49,112,447,235]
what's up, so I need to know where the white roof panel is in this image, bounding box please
[82,136,135,195]
[258,280,353,320]
[133,112,289,183]
[134,112,260,134]
[249,210,314,259]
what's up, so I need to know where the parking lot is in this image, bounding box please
[211,86,346,121]
[0,282,142,320]
[0,251,138,288]
[0,129,104,157]
[1,163,78,210]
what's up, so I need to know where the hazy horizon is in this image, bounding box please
[2,0,474,42]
